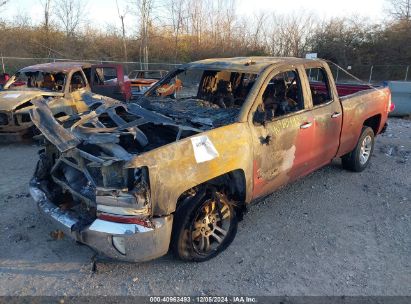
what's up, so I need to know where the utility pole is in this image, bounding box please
[116,0,128,73]
[1,54,5,73]
[368,65,374,84]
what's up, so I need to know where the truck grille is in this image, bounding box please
[0,113,8,125]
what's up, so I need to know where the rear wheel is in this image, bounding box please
[342,126,375,172]
[171,189,238,262]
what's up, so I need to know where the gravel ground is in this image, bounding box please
[0,118,410,296]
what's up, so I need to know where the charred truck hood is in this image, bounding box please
[29,94,241,160]
[0,90,62,112]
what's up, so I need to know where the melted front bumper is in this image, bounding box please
[29,180,173,262]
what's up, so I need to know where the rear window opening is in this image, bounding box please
[306,67,332,106]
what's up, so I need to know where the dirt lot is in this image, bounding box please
[0,118,410,296]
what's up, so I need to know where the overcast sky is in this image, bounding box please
[1,0,388,30]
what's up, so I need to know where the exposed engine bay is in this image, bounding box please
[30,94,204,230]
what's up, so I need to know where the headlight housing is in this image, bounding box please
[96,166,152,223]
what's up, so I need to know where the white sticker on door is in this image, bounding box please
[191,135,219,163]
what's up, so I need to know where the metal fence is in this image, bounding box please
[0,56,410,84]
[0,56,182,76]
[328,64,410,84]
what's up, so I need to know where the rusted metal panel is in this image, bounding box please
[127,122,254,214]
[184,57,318,74]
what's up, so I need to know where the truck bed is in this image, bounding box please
[337,86,390,157]
[310,81,379,97]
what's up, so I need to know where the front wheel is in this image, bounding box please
[171,189,238,262]
[342,126,375,172]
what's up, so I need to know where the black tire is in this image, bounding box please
[342,126,375,172]
[171,188,238,262]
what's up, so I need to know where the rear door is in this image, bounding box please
[303,63,343,169]
[90,64,129,101]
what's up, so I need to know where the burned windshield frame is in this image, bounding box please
[144,69,183,97]
[144,68,259,109]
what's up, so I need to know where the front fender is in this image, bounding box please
[126,123,253,215]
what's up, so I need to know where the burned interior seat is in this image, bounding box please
[263,83,276,110]
[273,79,288,115]
[272,79,298,116]
[212,79,234,108]
[42,74,56,90]
[311,88,327,106]
[71,74,85,91]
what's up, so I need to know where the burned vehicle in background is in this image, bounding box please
[127,70,168,98]
[0,73,12,90]
[30,57,392,262]
[0,62,130,139]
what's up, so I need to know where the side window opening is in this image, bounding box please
[93,67,118,86]
[70,71,86,92]
[255,70,304,123]
[39,72,66,91]
[305,67,332,106]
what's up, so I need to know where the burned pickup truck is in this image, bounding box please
[0,62,130,139]
[127,70,168,98]
[0,73,11,90]
[30,57,393,262]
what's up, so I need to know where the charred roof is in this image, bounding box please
[19,62,91,74]
[182,57,323,73]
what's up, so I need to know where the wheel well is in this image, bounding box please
[176,169,247,218]
[363,114,381,135]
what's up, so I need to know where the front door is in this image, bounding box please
[251,67,316,199]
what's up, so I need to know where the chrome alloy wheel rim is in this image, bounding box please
[359,135,372,165]
[191,197,231,254]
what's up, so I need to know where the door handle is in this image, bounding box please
[300,122,313,129]
[331,112,342,118]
